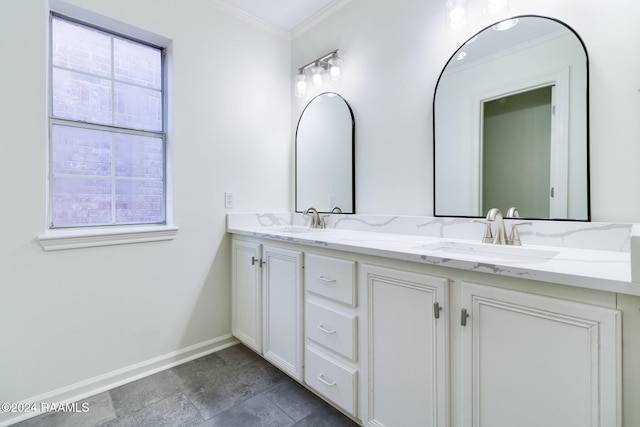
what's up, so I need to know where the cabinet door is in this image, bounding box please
[231,240,262,353]
[363,264,449,427]
[262,245,303,380]
[460,282,621,427]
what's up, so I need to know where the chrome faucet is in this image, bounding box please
[485,208,507,245]
[304,207,327,229]
[475,207,532,245]
[474,208,506,244]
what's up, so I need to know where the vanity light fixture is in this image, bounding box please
[294,49,341,97]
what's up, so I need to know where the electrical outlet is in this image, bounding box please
[225,192,234,209]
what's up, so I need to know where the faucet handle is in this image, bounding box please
[320,215,329,229]
[508,222,532,246]
[473,219,494,244]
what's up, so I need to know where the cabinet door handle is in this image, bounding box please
[251,257,266,267]
[317,374,336,387]
[318,276,336,283]
[434,302,442,319]
[317,324,337,334]
[461,308,469,326]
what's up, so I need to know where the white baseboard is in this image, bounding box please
[1,335,239,426]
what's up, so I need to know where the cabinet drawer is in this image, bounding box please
[305,345,357,416]
[306,300,357,361]
[305,254,356,306]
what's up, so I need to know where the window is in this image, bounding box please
[49,15,165,228]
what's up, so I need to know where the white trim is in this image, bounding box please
[206,0,289,37]
[37,224,179,251]
[548,68,570,218]
[49,0,171,46]
[0,335,239,427]
[291,0,353,38]
[205,0,352,38]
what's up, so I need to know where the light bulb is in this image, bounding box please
[295,71,306,97]
[447,0,467,31]
[328,55,342,82]
[311,64,324,88]
[448,7,466,30]
[449,6,465,22]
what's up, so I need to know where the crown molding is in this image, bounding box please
[205,0,290,38]
[291,0,353,39]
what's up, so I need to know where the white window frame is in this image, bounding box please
[39,2,177,251]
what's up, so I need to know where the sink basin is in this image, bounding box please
[417,240,559,263]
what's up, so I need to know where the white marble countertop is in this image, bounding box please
[227,213,640,297]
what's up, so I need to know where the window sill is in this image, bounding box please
[37,225,179,251]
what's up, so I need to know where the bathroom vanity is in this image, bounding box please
[228,213,638,427]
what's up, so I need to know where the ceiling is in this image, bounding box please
[214,0,340,31]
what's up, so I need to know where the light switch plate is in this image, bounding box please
[225,192,234,208]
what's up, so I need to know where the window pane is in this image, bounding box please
[114,82,162,131]
[52,68,112,124]
[49,15,166,229]
[52,176,112,227]
[115,134,163,179]
[116,179,164,224]
[52,125,112,176]
[52,17,111,77]
[114,38,162,89]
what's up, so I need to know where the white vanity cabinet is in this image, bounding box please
[231,233,623,426]
[303,253,359,417]
[231,238,303,380]
[458,281,621,427]
[361,264,449,427]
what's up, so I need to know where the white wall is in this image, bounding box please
[292,0,640,222]
[0,0,290,420]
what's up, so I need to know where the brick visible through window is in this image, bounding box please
[49,15,165,228]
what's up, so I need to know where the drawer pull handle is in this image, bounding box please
[318,276,336,283]
[317,324,337,334]
[317,374,336,387]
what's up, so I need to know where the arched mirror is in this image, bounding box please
[434,16,589,220]
[296,92,355,213]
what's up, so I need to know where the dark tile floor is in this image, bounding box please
[14,344,359,427]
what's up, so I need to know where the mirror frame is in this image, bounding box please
[432,15,591,221]
[295,92,356,214]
